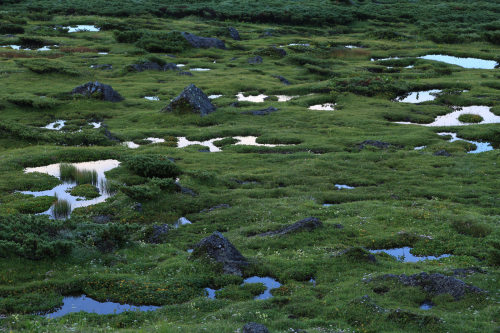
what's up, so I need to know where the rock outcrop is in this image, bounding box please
[191,231,248,275]
[242,322,270,333]
[181,32,226,49]
[162,84,216,116]
[71,81,124,102]
[228,27,241,40]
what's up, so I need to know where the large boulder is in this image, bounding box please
[162,84,216,116]
[71,81,123,102]
[257,217,322,237]
[228,27,241,41]
[181,32,226,49]
[191,231,248,275]
[242,322,270,333]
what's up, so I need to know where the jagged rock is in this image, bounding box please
[248,56,263,64]
[358,140,393,149]
[242,322,269,333]
[273,75,290,85]
[90,64,113,70]
[434,149,451,157]
[162,84,216,116]
[71,81,124,102]
[241,106,278,116]
[257,217,322,237]
[181,32,226,49]
[228,27,241,40]
[379,272,483,299]
[130,62,178,72]
[191,231,248,275]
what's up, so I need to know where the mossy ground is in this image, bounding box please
[0,3,499,332]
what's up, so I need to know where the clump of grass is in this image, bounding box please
[458,113,483,123]
[452,217,492,238]
[69,184,100,199]
[51,199,71,219]
[59,164,98,185]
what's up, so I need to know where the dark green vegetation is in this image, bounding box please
[458,113,484,124]
[0,0,499,332]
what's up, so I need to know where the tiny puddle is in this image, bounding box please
[345,45,360,49]
[236,92,268,103]
[395,106,500,127]
[190,68,211,71]
[21,160,120,219]
[414,146,426,150]
[405,65,414,69]
[177,64,186,67]
[243,276,281,300]
[64,25,100,33]
[44,295,159,318]
[89,122,101,129]
[438,132,494,154]
[145,137,165,144]
[308,103,335,111]
[420,301,434,310]
[208,95,222,99]
[309,278,316,287]
[369,247,451,262]
[98,52,108,55]
[144,96,160,101]
[173,217,192,228]
[205,288,217,300]
[322,203,334,207]
[371,57,401,62]
[123,141,140,149]
[288,43,310,47]
[335,184,355,190]
[276,95,298,102]
[187,249,194,253]
[394,90,442,103]
[43,120,66,130]
[418,54,498,69]
[1,45,56,51]
[177,137,223,152]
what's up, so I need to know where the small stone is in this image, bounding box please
[242,322,269,333]
[228,27,241,40]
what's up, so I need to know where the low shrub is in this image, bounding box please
[135,31,191,53]
[124,154,181,178]
[6,94,60,109]
[330,74,407,97]
[452,217,492,238]
[15,59,80,75]
[0,22,24,34]
[458,114,483,123]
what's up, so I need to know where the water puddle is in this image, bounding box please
[276,95,298,102]
[187,249,194,253]
[369,247,451,262]
[438,132,494,154]
[21,160,120,219]
[208,94,222,99]
[177,137,223,152]
[236,93,268,103]
[308,103,335,110]
[394,90,442,103]
[43,120,66,130]
[98,52,108,55]
[335,184,355,190]
[89,122,101,129]
[144,96,160,101]
[190,68,211,71]
[323,203,334,207]
[177,64,186,67]
[205,288,217,300]
[123,141,140,149]
[1,45,56,51]
[419,301,434,310]
[233,136,287,147]
[414,146,426,150]
[309,278,316,287]
[44,295,159,318]
[288,43,310,47]
[371,57,401,62]
[243,276,281,300]
[418,54,498,69]
[345,45,360,49]
[65,25,100,33]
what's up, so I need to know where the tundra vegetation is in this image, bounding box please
[0,0,499,332]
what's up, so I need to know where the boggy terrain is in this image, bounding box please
[0,0,499,332]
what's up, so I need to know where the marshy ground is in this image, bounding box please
[0,1,499,332]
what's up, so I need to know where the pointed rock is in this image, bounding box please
[228,27,241,41]
[71,81,123,102]
[191,231,248,275]
[162,84,216,116]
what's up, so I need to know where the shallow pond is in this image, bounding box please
[420,301,434,310]
[243,276,281,300]
[43,120,66,130]
[308,103,335,110]
[234,136,287,147]
[394,90,441,103]
[335,184,355,190]
[369,247,451,262]
[65,25,100,33]
[276,95,298,102]
[190,68,211,71]
[144,96,160,101]
[236,92,268,103]
[123,137,165,149]
[21,160,120,218]
[1,45,56,51]
[438,132,494,154]
[177,137,223,152]
[418,54,498,69]
[45,295,159,318]
[396,106,500,127]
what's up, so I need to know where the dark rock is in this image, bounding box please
[131,62,179,72]
[271,46,287,57]
[92,215,112,224]
[162,84,216,116]
[358,140,393,149]
[273,75,290,85]
[248,56,263,64]
[101,124,119,142]
[71,81,124,102]
[175,183,198,197]
[191,231,248,275]
[434,149,451,156]
[380,272,483,299]
[333,223,344,229]
[258,217,322,237]
[131,202,142,212]
[200,204,231,213]
[177,71,193,76]
[147,224,169,244]
[90,64,113,70]
[242,322,269,333]
[241,106,278,116]
[228,27,241,41]
[181,32,226,49]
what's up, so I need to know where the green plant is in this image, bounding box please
[458,114,483,123]
[124,154,181,178]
